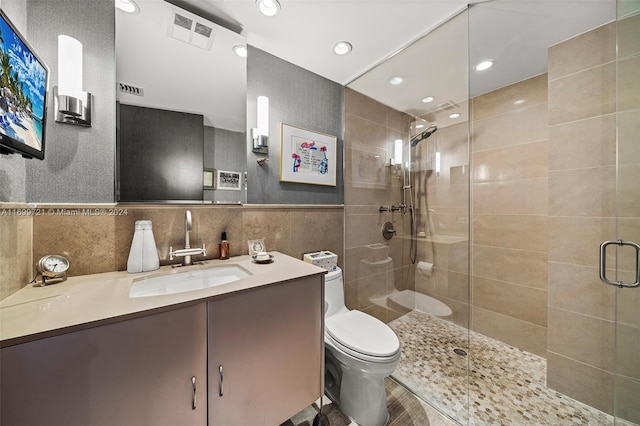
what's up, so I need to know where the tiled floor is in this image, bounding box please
[283,377,457,426]
[388,310,615,425]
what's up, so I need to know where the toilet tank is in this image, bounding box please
[324,267,347,318]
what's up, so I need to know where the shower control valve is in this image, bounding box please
[379,204,405,213]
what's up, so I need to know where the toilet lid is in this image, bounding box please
[326,310,400,358]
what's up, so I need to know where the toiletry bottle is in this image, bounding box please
[219,231,229,260]
[127,221,145,273]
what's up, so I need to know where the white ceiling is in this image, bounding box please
[177,0,471,85]
[117,0,616,131]
[116,0,247,131]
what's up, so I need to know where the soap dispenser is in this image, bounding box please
[127,220,160,273]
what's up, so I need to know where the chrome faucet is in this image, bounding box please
[169,210,206,266]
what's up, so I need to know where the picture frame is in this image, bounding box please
[216,170,242,191]
[279,123,337,186]
[203,168,215,189]
[247,239,266,256]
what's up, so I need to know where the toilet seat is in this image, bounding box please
[326,310,400,363]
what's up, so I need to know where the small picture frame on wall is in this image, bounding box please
[216,170,242,191]
[203,168,215,189]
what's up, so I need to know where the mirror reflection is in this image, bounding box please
[115,0,247,203]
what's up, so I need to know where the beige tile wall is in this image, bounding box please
[546,21,618,415]
[1,205,343,300]
[470,73,549,357]
[344,88,413,324]
[0,204,33,300]
[413,122,470,328]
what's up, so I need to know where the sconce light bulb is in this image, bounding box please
[58,35,83,101]
[257,96,269,137]
[393,139,403,166]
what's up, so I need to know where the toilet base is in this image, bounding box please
[324,347,391,426]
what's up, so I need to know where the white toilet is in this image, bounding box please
[323,267,401,426]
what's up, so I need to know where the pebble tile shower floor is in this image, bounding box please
[388,310,616,425]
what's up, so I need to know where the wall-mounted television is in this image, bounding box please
[0,9,48,160]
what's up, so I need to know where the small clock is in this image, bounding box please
[36,255,69,286]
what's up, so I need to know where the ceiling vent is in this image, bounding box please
[168,6,217,51]
[436,100,459,112]
[117,82,144,97]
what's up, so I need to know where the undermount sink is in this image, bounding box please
[129,265,252,298]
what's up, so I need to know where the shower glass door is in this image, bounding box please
[346,7,472,424]
[392,10,472,425]
[613,1,640,424]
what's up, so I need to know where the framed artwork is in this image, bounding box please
[247,239,266,256]
[279,123,337,186]
[216,170,242,191]
[203,168,215,189]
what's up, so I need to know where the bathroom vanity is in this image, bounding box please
[0,252,325,426]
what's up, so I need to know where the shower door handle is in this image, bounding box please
[599,240,640,288]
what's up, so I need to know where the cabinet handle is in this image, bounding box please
[191,376,197,410]
[219,365,224,397]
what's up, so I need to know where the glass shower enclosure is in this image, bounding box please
[344,1,638,424]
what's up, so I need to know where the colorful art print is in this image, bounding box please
[279,124,337,186]
[216,170,242,191]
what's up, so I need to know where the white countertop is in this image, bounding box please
[0,252,326,348]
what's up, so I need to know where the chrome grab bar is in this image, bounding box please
[599,240,640,288]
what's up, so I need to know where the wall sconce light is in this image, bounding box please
[435,151,441,175]
[252,95,269,154]
[389,139,403,167]
[55,35,92,126]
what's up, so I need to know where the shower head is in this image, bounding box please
[410,125,438,147]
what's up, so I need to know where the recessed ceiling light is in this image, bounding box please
[421,96,434,103]
[233,45,247,58]
[474,60,495,71]
[389,76,403,85]
[333,41,352,55]
[115,0,139,13]
[256,0,281,17]
[449,113,461,119]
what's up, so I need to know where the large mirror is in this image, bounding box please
[115,0,247,203]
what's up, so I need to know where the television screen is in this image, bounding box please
[0,10,48,159]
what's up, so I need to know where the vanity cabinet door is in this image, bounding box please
[208,276,323,426]
[1,303,207,426]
